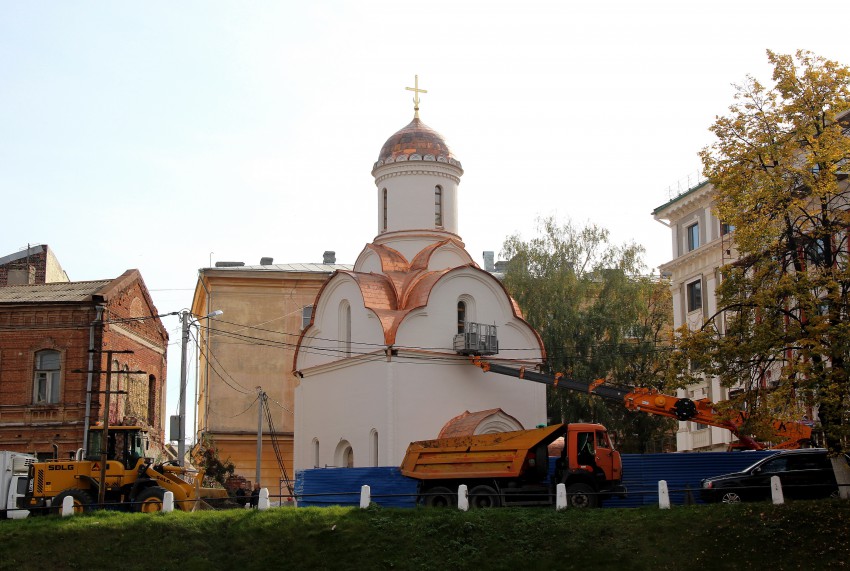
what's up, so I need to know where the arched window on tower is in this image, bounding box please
[457,300,466,334]
[435,185,443,227]
[382,188,388,231]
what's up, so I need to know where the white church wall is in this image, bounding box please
[375,167,459,236]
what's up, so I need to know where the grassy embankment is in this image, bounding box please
[1,501,848,570]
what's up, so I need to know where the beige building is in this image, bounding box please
[653,180,738,451]
[191,256,351,490]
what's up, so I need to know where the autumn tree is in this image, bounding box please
[677,50,850,459]
[502,216,675,453]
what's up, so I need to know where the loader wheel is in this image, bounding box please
[469,485,501,508]
[52,488,94,515]
[135,487,167,513]
[566,483,598,508]
[423,486,456,508]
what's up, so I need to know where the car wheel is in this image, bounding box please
[721,491,742,503]
[469,485,501,508]
[423,486,456,508]
[566,483,598,508]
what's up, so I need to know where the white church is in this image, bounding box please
[292,85,546,470]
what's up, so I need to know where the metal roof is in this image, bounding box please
[205,263,354,273]
[0,280,112,304]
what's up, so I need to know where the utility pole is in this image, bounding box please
[177,309,222,467]
[178,310,190,467]
[256,388,264,487]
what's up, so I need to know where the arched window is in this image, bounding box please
[370,429,379,467]
[148,375,157,427]
[339,301,351,357]
[435,185,443,226]
[382,188,388,231]
[33,350,61,404]
[457,300,466,334]
[312,438,320,468]
[335,440,354,468]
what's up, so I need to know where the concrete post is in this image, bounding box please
[163,491,174,513]
[258,488,270,510]
[556,483,567,510]
[360,485,371,509]
[457,484,469,511]
[770,475,785,505]
[658,480,671,509]
[61,496,74,517]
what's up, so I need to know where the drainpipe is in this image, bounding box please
[82,304,105,452]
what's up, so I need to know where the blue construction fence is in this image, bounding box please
[294,451,774,508]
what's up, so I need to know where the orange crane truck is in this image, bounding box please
[400,422,624,508]
[23,423,229,514]
[471,357,812,451]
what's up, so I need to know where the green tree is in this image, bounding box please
[502,216,675,453]
[679,50,850,456]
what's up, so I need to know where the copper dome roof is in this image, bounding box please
[376,117,458,164]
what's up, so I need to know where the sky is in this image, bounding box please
[2,0,848,445]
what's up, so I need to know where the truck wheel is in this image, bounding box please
[566,483,598,508]
[469,485,501,508]
[135,487,167,513]
[424,486,456,508]
[52,488,94,515]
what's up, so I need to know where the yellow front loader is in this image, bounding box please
[23,424,228,514]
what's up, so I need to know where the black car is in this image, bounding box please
[700,449,849,503]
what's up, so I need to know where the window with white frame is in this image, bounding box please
[687,223,700,251]
[686,279,702,313]
[33,350,61,404]
[301,306,313,330]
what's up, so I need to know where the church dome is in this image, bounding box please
[374,117,462,170]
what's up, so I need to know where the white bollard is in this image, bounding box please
[258,487,270,510]
[658,480,671,509]
[770,475,785,505]
[163,491,174,513]
[556,483,567,510]
[457,484,469,512]
[360,485,371,509]
[61,496,74,517]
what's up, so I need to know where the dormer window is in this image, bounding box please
[435,185,443,227]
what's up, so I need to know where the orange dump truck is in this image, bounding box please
[400,423,624,508]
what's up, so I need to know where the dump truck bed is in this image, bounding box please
[400,424,567,480]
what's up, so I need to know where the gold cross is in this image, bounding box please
[405,75,427,119]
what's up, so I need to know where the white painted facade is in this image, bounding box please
[293,115,546,470]
[653,181,737,451]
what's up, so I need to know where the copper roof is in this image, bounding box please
[377,117,457,163]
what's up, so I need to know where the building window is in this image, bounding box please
[687,223,700,251]
[371,430,379,467]
[148,375,157,426]
[435,185,443,227]
[720,222,735,236]
[33,350,61,404]
[457,301,466,334]
[301,306,313,330]
[312,438,320,468]
[687,279,702,313]
[339,301,351,357]
[382,188,388,231]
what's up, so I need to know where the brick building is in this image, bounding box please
[0,244,69,287]
[0,269,169,460]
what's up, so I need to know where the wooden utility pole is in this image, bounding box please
[256,388,264,487]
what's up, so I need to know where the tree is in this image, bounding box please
[678,50,850,458]
[502,216,675,453]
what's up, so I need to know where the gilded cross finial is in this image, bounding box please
[405,75,427,119]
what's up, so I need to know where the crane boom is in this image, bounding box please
[470,357,812,450]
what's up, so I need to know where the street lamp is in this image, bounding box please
[178,309,223,466]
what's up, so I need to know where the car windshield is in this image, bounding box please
[742,453,781,473]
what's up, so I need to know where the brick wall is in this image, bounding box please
[0,274,169,460]
[0,247,48,286]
